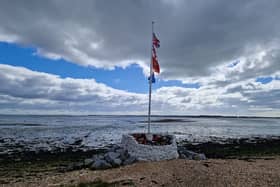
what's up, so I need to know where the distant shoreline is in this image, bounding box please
[0,114,279,119]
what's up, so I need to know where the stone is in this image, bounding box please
[193,153,207,160]
[91,159,112,170]
[177,147,207,160]
[179,154,187,159]
[115,147,125,154]
[123,155,137,165]
[105,152,120,163]
[120,150,129,161]
[121,133,179,161]
[75,162,84,169]
[92,154,105,162]
[112,158,122,166]
[66,162,84,171]
[84,158,94,166]
[109,144,121,152]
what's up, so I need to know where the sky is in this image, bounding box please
[0,0,279,116]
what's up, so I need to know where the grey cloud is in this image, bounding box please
[1,0,280,78]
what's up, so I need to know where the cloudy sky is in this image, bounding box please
[0,0,279,116]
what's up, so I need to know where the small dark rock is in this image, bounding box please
[84,158,94,166]
[193,153,207,160]
[105,152,120,163]
[109,145,121,152]
[112,158,122,167]
[120,150,129,161]
[115,147,125,154]
[66,162,84,171]
[91,159,112,170]
[123,155,137,165]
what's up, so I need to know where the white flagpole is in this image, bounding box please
[148,21,154,134]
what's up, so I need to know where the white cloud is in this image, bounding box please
[0,64,279,116]
[0,64,148,114]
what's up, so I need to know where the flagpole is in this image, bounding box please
[148,21,154,134]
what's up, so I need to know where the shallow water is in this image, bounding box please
[0,115,279,154]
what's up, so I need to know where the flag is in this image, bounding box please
[152,46,160,73]
[148,73,156,83]
[148,30,160,84]
[153,33,160,48]
[152,56,160,73]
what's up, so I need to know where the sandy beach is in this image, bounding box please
[2,157,280,187]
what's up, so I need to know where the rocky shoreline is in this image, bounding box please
[1,136,280,184]
[178,135,280,159]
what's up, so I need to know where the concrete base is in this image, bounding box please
[121,133,179,161]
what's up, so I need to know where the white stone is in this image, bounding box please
[121,133,179,161]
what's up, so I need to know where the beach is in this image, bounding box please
[1,135,280,186]
[2,157,280,186]
[1,115,280,186]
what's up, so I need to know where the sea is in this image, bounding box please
[0,115,280,154]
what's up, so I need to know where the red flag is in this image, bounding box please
[152,46,160,73]
[152,56,160,73]
[153,33,160,48]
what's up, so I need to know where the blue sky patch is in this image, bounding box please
[256,76,273,84]
[0,42,198,93]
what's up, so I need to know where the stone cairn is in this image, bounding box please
[66,134,206,171]
[121,133,179,161]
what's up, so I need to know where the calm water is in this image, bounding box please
[0,115,280,153]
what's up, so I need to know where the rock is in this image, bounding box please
[66,163,75,171]
[193,153,207,160]
[178,147,206,160]
[67,162,84,171]
[91,159,112,170]
[179,154,187,159]
[84,158,94,166]
[105,152,120,163]
[109,144,121,152]
[112,158,122,167]
[120,150,129,161]
[185,150,197,157]
[115,147,125,154]
[122,134,179,161]
[73,162,84,170]
[123,155,137,165]
[92,154,104,161]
